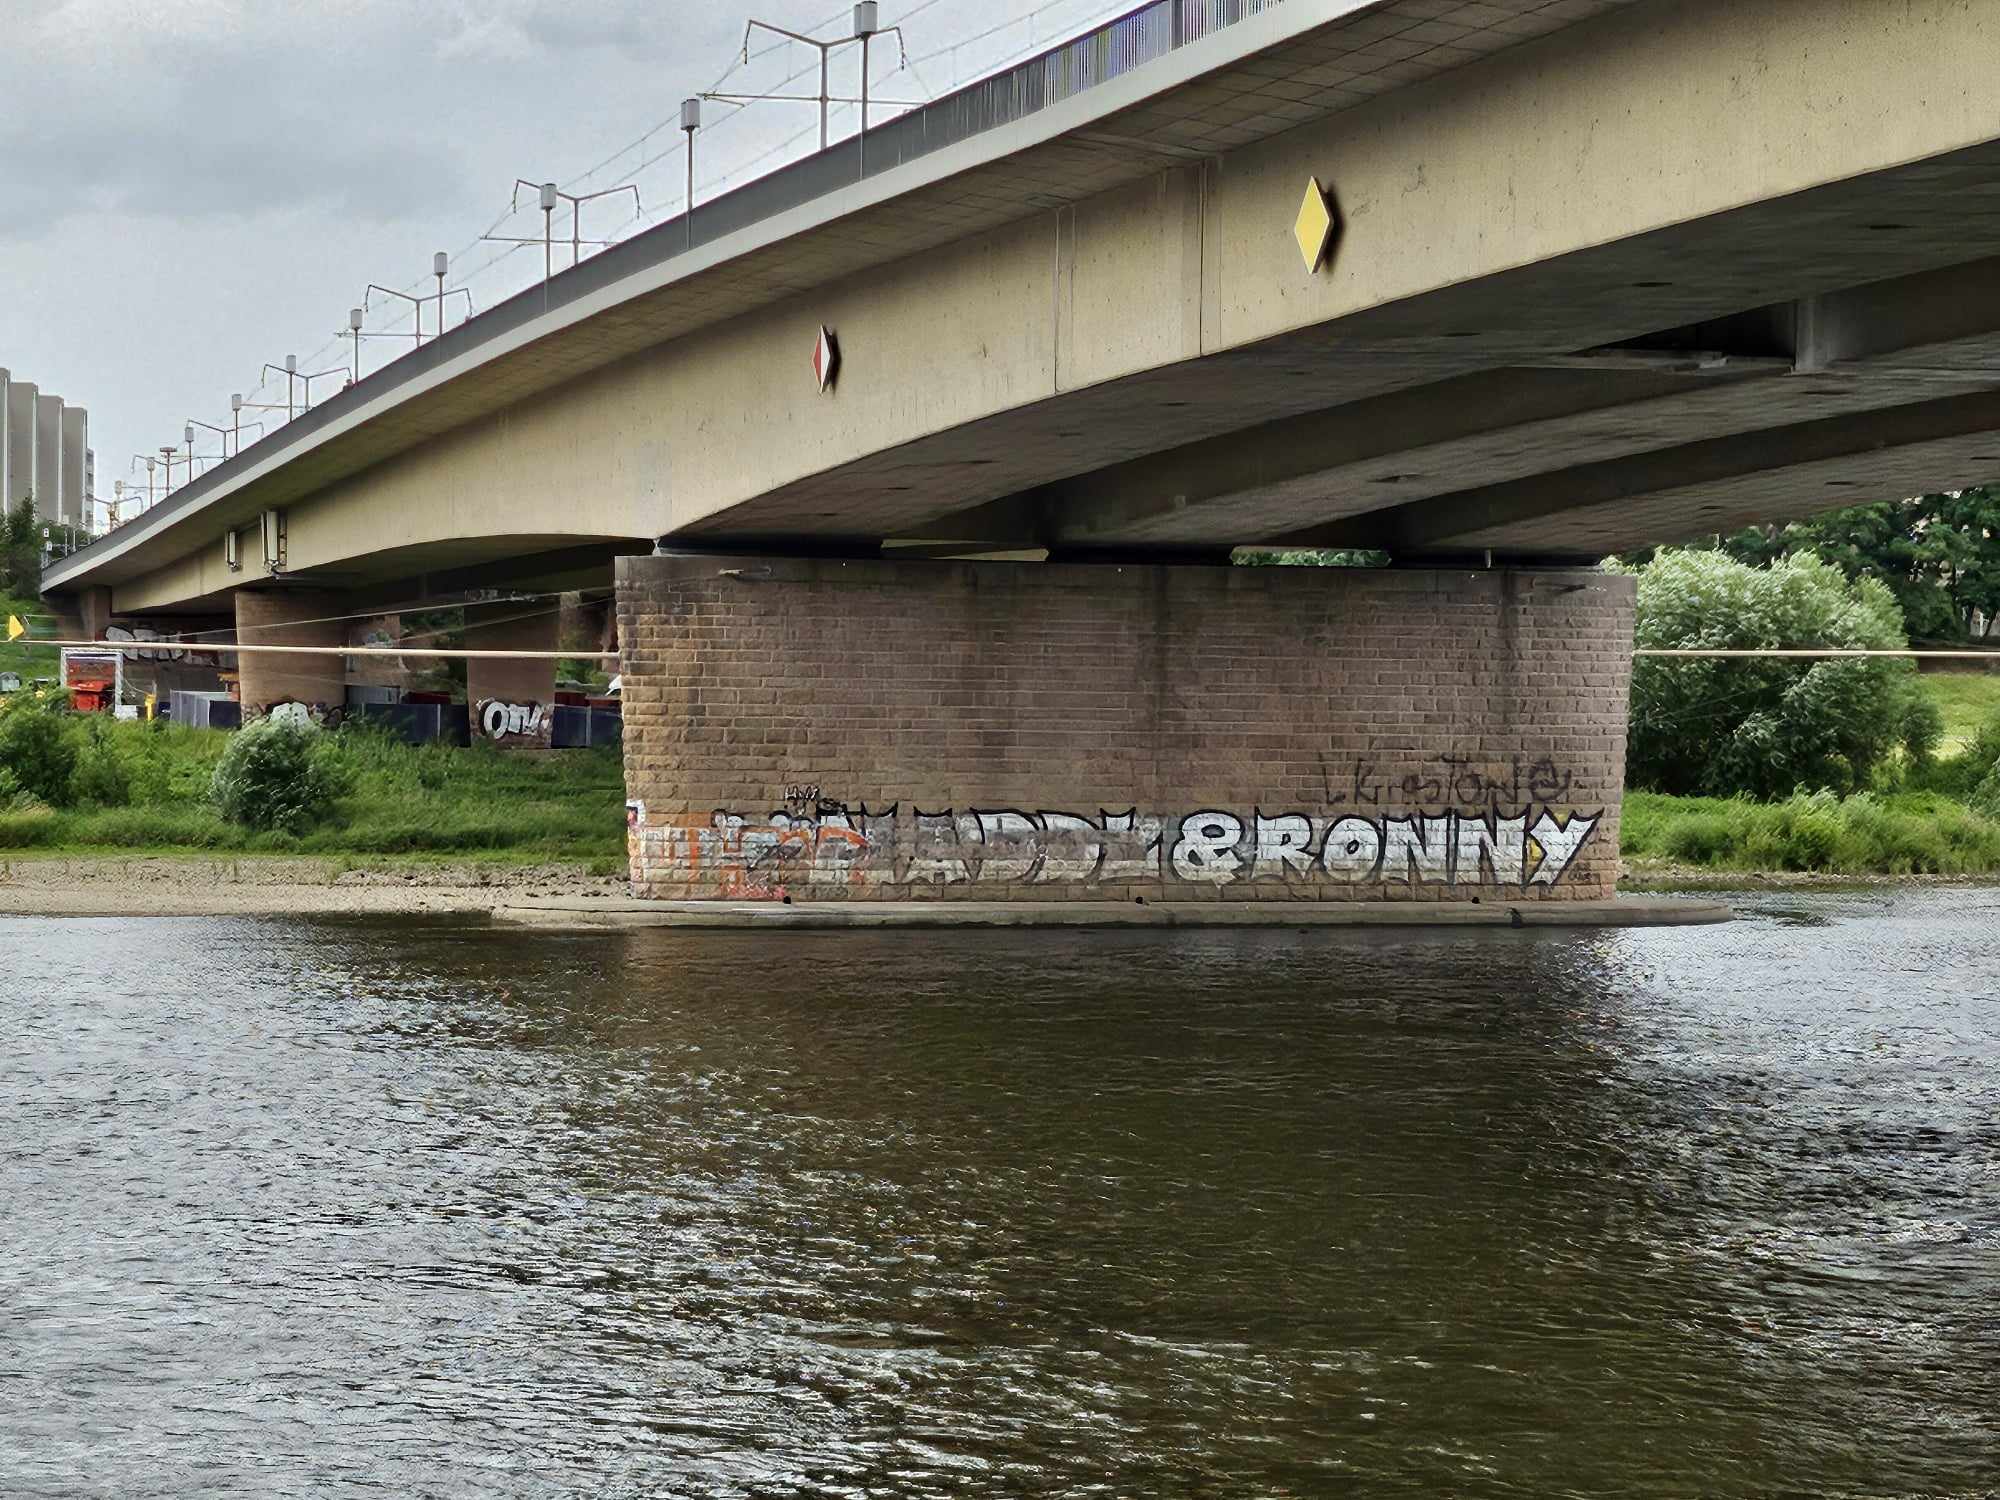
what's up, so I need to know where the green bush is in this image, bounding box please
[71,719,132,808]
[210,718,345,833]
[1621,550,1939,798]
[0,685,80,807]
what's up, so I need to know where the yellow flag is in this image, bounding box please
[5,616,23,642]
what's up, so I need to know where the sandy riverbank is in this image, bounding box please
[0,856,626,917]
[0,853,1734,926]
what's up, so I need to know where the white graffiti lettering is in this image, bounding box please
[1455,812,1529,886]
[103,623,219,667]
[1320,816,1384,881]
[1252,812,1315,879]
[1171,812,1245,884]
[1380,815,1454,884]
[1527,810,1601,886]
[478,699,547,741]
[626,802,1605,892]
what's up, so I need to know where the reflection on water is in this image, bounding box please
[2,889,1997,1497]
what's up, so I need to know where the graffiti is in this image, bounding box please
[477,699,549,743]
[103,623,220,667]
[1320,755,1584,809]
[627,800,885,899]
[625,800,1603,891]
[264,700,320,731]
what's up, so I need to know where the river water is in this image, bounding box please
[2,889,1996,1497]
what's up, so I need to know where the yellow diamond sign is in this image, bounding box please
[5,615,23,642]
[1293,176,1336,274]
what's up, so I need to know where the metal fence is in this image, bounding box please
[855,0,1285,177]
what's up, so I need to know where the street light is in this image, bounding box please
[432,252,476,337]
[263,355,303,422]
[159,444,180,494]
[483,179,630,307]
[682,98,701,247]
[128,454,158,507]
[180,422,227,478]
[853,3,907,175]
[232,390,286,449]
[345,300,432,383]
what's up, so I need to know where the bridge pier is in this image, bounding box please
[464,601,559,746]
[614,555,1634,904]
[234,589,347,717]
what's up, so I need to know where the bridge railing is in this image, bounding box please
[856,0,1284,178]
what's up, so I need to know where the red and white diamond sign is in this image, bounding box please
[812,325,840,393]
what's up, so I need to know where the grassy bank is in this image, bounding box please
[0,596,60,684]
[1921,671,2000,752]
[1621,788,2000,877]
[0,720,626,867]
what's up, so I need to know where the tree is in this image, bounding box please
[1623,549,1941,798]
[2,497,40,599]
[1697,490,2000,640]
[1,494,89,601]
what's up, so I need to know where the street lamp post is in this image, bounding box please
[483,181,619,309]
[682,98,701,248]
[262,356,302,422]
[232,392,285,449]
[432,252,475,337]
[128,455,158,507]
[347,299,426,382]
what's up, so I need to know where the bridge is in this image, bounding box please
[40,0,2000,904]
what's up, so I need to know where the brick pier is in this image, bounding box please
[614,555,1635,904]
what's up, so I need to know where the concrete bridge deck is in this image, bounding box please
[44,0,2000,621]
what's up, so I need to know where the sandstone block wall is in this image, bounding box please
[616,555,1634,902]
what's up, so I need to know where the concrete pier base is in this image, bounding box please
[234,589,346,715]
[616,555,1637,905]
[465,601,558,745]
[494,896,1730,929]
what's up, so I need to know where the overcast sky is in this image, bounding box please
[0,0,1128,522]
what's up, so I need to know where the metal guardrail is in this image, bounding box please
[857,0,1283,175]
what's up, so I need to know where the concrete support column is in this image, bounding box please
[78,587,112,642]
[465,601,558,745]
[234,589,347,715]
[615,554,1636,904]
